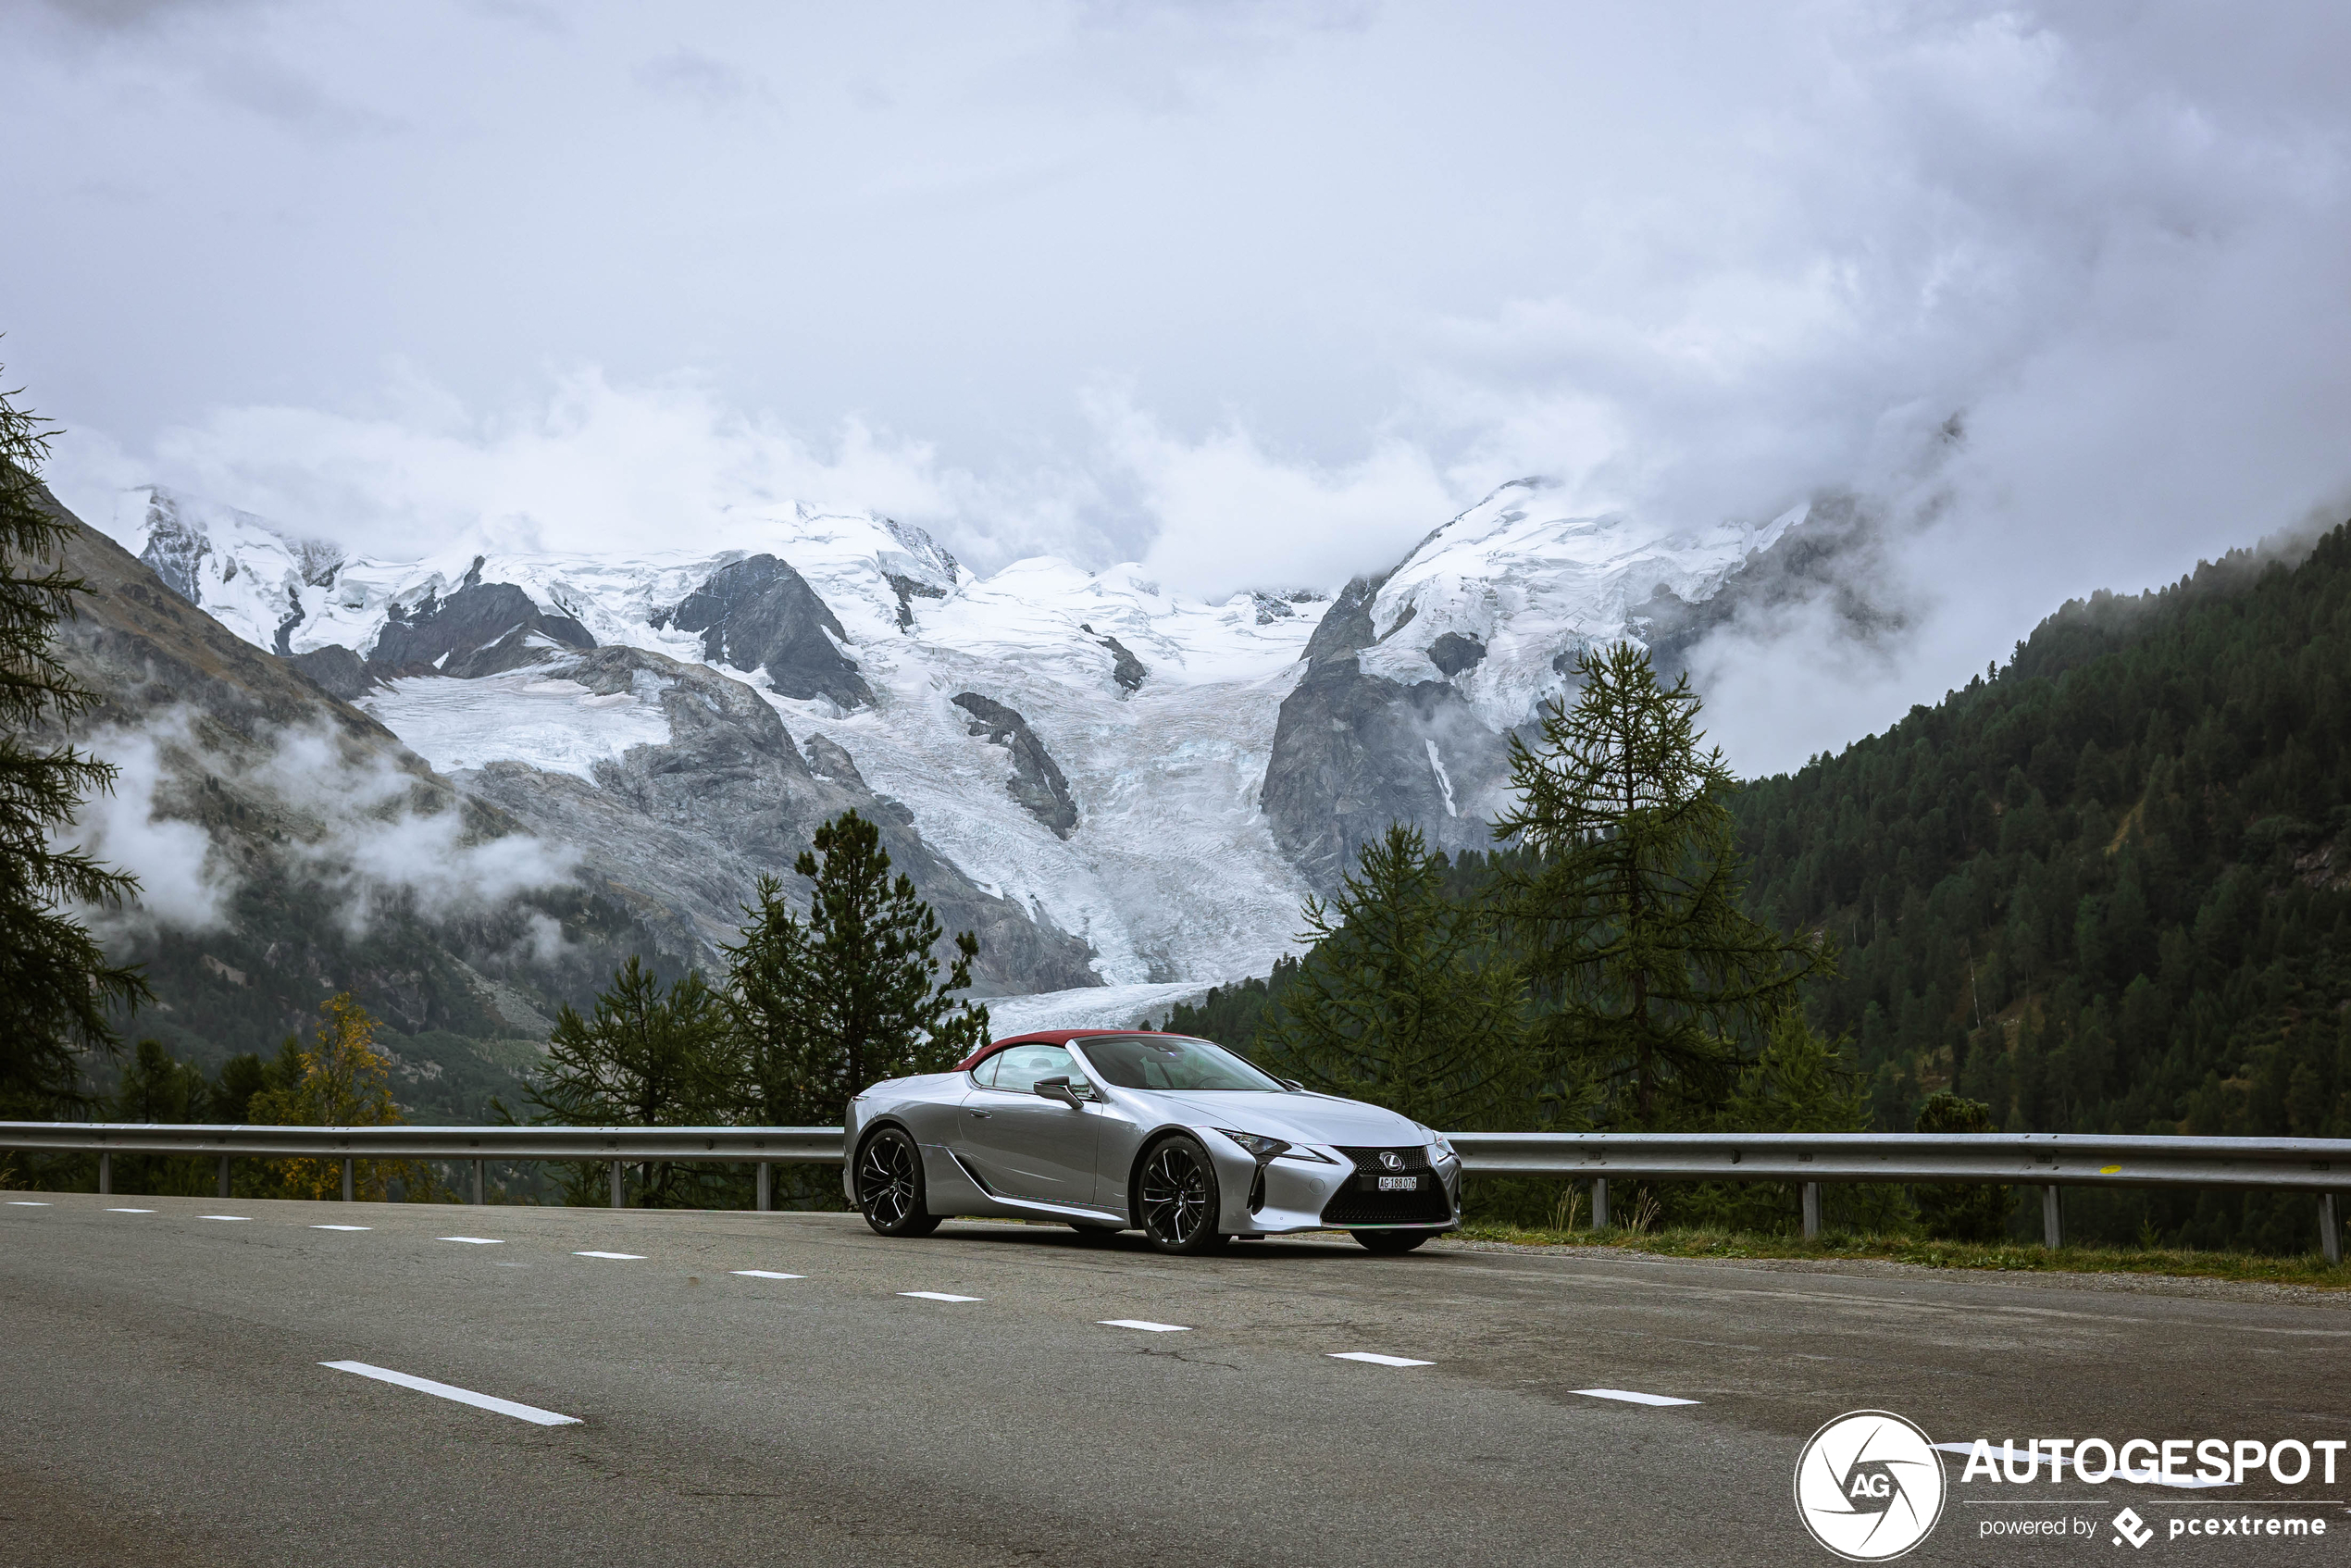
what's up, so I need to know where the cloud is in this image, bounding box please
[64,712,578,940]
[17,2,2351,772]
[61,720,235,935]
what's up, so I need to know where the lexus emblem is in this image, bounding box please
[1378,1151,1405,1171]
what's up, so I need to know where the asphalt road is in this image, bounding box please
[6,1190,2350,1567]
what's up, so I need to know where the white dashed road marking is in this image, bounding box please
[900,1291,982,1302]
[199,1215,250,1222]
[320,1361,581,1426]
[1573,1388,1700,1407]
[438,1237,504,1245]
[573,1251,643,1260]
[106,1208,156,1213]
[311,1225,371,1231]
[731,1270,804,1280]
[1329,1352,1433,1367]
[1101,1319,1191,1333]
[6,1201,52,1206]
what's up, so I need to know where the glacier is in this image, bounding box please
[106,478,1801,1029]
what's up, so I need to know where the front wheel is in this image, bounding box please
[856,1127,940,1238]
[1354,1228,1437,1254]
[1137,1137,1228,1255]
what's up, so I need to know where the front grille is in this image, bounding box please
[1322,1146,1450,1226]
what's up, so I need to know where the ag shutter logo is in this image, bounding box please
[1795,1411,1947,1562]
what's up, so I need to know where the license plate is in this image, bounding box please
[1376,1176,1418,1191]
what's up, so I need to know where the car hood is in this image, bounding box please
[1140,1089,1428,1149]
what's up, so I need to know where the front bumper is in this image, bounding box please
[1221,1142,1462,1235]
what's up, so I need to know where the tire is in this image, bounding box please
[856,1126,941,1238]
[1354,1228,1437,1254]
[1137,1136,1228,1254]
[1067,1223,1121,1246]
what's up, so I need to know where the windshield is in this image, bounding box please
[1076,1034,1287,1093]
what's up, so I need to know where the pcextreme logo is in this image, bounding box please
[1796,1410,1948,1562]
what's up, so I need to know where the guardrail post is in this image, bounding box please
[218,1154,230,1199]
[757,1162,772,1213]
[1590,1177,1609,1229]
[472,1159,485,1205]
[98,1151,111,1196]
[610,1160,624,1209]
[342,1158,354,1202]
[2042,1185,2063,1249]
[1801,1182,1821,1240]
[2322,1194,2342,1267]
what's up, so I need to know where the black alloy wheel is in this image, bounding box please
[1354,1227,1438,1254]
[1138,1136,1227,1254]
[857,1126,940,1238]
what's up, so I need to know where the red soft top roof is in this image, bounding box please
[952,1027,1163,1073]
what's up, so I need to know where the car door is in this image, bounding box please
[954,1044,1102,1208]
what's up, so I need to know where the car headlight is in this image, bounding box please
[1417,1124,1458,1162]
[1214,1128,1336,1164]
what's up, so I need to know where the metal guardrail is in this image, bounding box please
[3,1124,2344,1263]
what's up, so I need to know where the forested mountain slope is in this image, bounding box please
[1732,521,2351,1244]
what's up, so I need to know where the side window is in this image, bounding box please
[968,1053,999,1088]
[988,1044,1088,1095]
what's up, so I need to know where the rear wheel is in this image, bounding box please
[1137,1136,1227,1255]
[1354,1228,1437,1254]
[856,1127,940,1238]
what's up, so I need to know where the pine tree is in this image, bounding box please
[1262,823,1537,1129]
[1493,643,1831,1126]
[729,811,987,1126]
[725,875,824,1123]
[529,957,733,1206]
[0,374,149,1116]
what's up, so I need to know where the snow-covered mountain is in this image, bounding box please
[107,478,1815,1017]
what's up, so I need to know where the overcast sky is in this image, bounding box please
[7,0,2349,771]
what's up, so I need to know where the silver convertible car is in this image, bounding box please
[841,1029,1462,1254]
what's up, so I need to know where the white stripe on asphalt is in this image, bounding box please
[1101,1319,1191,1333]
[5,1201,51,1206]
[320,1361,581,1426]
[107,1208,156,1213]
[1926,1443,2234,1489]
[1573,1388,1700,1407]
[437,1236,504,1244]
[899,1291,981,1302]
[731,1270,804,1280]
[1329,1352,1433,1367]
[573,1251,643,1260]
[311,1225,371,1231]
[199,1215,250,1222]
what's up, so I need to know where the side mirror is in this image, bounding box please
[1034,1076,1088,1111]
[1279,1077,1304,1092]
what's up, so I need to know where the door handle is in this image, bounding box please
[966,1109,991,1119]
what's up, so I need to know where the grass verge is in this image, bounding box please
[1455,1221,2351,1289]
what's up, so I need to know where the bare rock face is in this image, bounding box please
[1258,572,1492,890]
[287,644,378,702]
[661,554,872,710]
[951,691,1079,840]
[367,569,595,679]
[461,648,1100,993]
[1079,623,1148,694]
